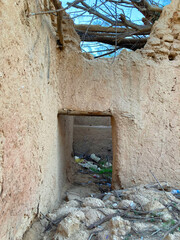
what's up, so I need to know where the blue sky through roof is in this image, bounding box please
[61,0,171,57]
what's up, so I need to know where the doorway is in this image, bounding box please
[72,115,113,194]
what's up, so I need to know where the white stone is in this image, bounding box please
[66,192,81,201]
[144,200,165,212]
[56,215,80,237]
[48,207,78,221]
[133,222,160,232]
[23,222,44,240]
[119,200,136,209]
[84,208,104,226]
[82,197,105,208]
[130,194,150,207]
[98,230,111,240]
[70,210,85,221]
[165,232,180,240]
[110,216,131,236]
[161,211,172,222]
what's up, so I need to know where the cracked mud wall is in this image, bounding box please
[0,0,180,239]
[0,0,75,239]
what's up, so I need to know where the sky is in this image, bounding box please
[61,0,171,57]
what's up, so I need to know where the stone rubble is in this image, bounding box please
[23,184,180,240]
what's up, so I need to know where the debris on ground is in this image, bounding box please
[90,153,101,163]
[23,183,180,240]
[23,154,180,240]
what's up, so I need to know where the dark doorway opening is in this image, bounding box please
[72,115,113,194]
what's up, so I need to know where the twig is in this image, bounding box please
[87,210,161,230]
[151,228,161,236]
[28,0,84,16]
[87,211,123,230]
[131,226,142,238]
[160,220,180,240]
[149,170,178,220]
[40,212,68,232]
[94,49,118,58]
[123,215,161,221]
[131,208,165,215]
[87,229,104,240]
[40,212,56,225]
[149,170,169,200]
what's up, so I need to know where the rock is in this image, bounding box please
[84,209,104,226]
[56,210,85,238]
[130,194,150,208]
[110,216,131,236]
[102,193,114,201]
[118,200,136,209]
[109,195,116,202]
[82,197,105,208]
[161,211,172,222]
[133,222,160,233]
[70,210,85,221]
[143,200,165,212]
[66,191,81,201]
[71,230,89,240]
[99,208,116,216]
[56,212,82,237]
[23,222,44,240]
[164,232,180,240]
[48,207,78,221]
[54,230,89,240]
[47,200,81,221]
[65,200,81,208]
[98,230,111,240]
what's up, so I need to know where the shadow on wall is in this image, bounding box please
[57,115,74,185]
[73,116,113,162]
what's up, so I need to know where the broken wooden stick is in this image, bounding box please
[28,0,84,16]
[87,211,122,230]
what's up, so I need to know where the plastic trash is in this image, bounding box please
[93,174,100,178]
[79,161,100,171]
[112,203,118,208]
[90,153,101,162]
[105,162,112,167]
[171,190,180,195]
[130,201,136,209]
[74,156,84,163]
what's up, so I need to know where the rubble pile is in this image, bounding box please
[23,183,180,240]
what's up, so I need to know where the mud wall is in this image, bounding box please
[0,0,180,239]
[0,1,75,238]
[73,116,113,160]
